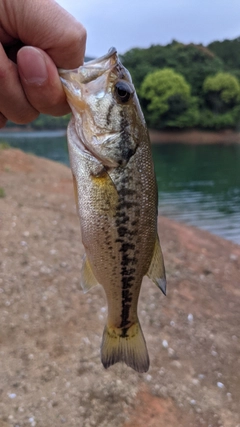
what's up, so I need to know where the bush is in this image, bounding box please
[203,72,240,113]
[140,68,199,129]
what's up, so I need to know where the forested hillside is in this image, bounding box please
[121,38,240,130]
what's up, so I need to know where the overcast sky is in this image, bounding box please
[56,0,240,58]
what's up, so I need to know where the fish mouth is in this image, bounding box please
[58,47,118,84]
[58,47,120,111]
[81,47,117,66]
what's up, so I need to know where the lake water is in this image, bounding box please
[1,130,240,245]
[152,143,240,245]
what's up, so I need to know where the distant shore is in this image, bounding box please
[149,129,240,144]
[0,127,66,135]
[1,127,240,144]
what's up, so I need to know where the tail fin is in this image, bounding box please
[101,321,149,373]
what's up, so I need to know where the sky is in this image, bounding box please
[56,0,240,58]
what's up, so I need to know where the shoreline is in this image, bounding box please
[1,128,240,144]
[149,129,240,144]
[0,128,66,137]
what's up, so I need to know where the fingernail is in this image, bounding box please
[18,47,48,85]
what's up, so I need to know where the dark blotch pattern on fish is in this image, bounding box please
[120,242,135,252]
[121,253,137,267]
[120,327,129,338]
[106,101,115,126]
[114,158,141,330]
[118,110,136,162]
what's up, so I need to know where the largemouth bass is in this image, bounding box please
[59,48,166,373]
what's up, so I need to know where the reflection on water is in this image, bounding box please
[152,143,240,245]
[1,132,239,245]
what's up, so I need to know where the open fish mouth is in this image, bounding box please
[59,47,118,84]
[58,46,121,124]
[79,46,117,67]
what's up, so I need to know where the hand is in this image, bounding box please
[0,0,86,128]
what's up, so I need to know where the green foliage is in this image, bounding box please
[199,73,240,128]
[0,187,5,198]
[168,43,223,97]
[141,69,190,113]
[199,109,235,129]
[0,141,10,150]
[203,72,240,107]
[121,39,240,130]
[120,48,157,90]
[167,98,200,129]
[140,69,199,129]
[208,37,240,71]
[122,42,223,97]
[199,105,240,130]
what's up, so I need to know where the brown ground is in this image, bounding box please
[0,148,240,427]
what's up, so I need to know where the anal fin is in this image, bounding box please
[147,236,166,295]
[81,254,99,293]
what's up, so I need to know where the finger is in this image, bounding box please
[0,43,38,124]
[1,0,87,68]
[0,112,7,128]
[17,46,70,116]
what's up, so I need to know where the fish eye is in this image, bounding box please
[115,81,133,103]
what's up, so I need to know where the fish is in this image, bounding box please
[59,47,166,373]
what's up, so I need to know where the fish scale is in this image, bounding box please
[59,47,166,372]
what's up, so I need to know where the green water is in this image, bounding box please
[0,131,69,164]
[152,143,240,244]
[1,131,239,245]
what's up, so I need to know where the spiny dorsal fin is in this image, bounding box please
[81,254,99,293]
[147,236,166,295]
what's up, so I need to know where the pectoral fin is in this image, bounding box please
[147,236,166,295]
[81,254,99,293]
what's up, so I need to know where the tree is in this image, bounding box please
[121,43,224,98]
[199,109,236,129]
[203,72,240,113]
[208,37,240,71]
[120,48,157,90]
[199,72,240,129]
[140,68,199,129]
[203,73,240,122]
